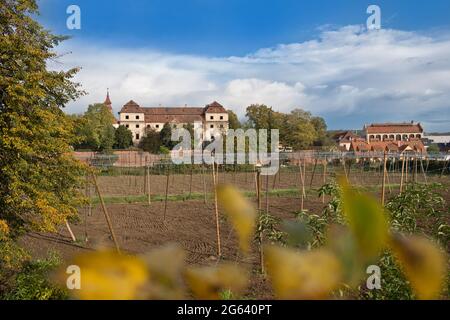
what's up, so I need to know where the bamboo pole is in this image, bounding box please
[420,158,428,184]
[65,220,76,242]
[212,160,222,257]
[309,158,318,188]
[163,165,170,222]
[189,166,193,198]
[299,161,305,211]
[381,151,387,206]
[400,155,405,194]
[322,160,327,204]
[147,165,151,205]
[342,159,348,181]
[91,172,120,253]
[202,165,207,204]
[256,168,262,211]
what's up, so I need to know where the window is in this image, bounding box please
[136,134,140,140]
[136,115,140,120]
[125,124,129,128]
[136,124,140,128]
[125,115,129,120]
[210,116,214,120]
[147,125,150,128]
[156,124,160,128]
[220,116,223,120]
[220,124,224,128]
[210,124,214,129]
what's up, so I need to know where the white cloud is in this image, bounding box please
[54,25,450,131]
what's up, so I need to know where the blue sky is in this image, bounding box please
[38,0,450,131]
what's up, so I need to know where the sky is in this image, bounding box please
[37,0,450,132]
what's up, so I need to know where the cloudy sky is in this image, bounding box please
[38,0,450,132]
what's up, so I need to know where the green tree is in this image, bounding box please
[284,109,317,150]
[311,116,330,146]
[227,110,241,129]
[139,129,161,153]
[114,125,133,149]
[0,0,85,237]
[245,104,283,130]
[160,123,174,149]
[427,144,440,154]
[74,103,115,152]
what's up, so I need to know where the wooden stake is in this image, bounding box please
[163,166,170,222]
[189,166,193,198]
[91,172,120,253]
[343,159,348,181]
[322,160,327,204]
[202,165,207,204]
[381,151,387,206]
[212,161,222,257]
[420,158,428,184]
[147,165,151,205]
[65,219,76,242]
[309,158,318,188]
[299,162,305,211]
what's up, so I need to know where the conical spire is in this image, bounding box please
[104,88,112,106]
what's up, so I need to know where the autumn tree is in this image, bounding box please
[0,0,85,237]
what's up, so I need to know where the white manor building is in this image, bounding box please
[363,122,424,142]
[113,99,229,145]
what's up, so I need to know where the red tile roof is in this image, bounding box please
[119,101,226,123]
[366,122,423,134]
[349,140,426,154]
[204,101,227,113]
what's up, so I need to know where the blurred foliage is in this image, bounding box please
[2,252,67,300]
[52,182,447,300]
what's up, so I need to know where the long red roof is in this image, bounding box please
[366,123,423,134]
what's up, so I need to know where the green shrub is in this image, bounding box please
[2,252,68,300]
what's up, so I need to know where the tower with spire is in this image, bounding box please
[104,89,119,127]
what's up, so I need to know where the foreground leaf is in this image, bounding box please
[341,180,389,261]
[264,245,342,299]
[68,251,149,300]
[141,243,186,299]
[389,234,447,299]
[217,184,257,253]
[185,263,248,299]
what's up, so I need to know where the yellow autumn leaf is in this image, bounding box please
[341,179,389,261]
[185,263,248,299]
[389,234,447,300]
[68,250,149,300]
[264,245,342,299]
[0,219,9,241]
[141,243,186,299]
[216,184,257,253]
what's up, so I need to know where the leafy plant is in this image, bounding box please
[386,183,449,244]
[3,252,67,300]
